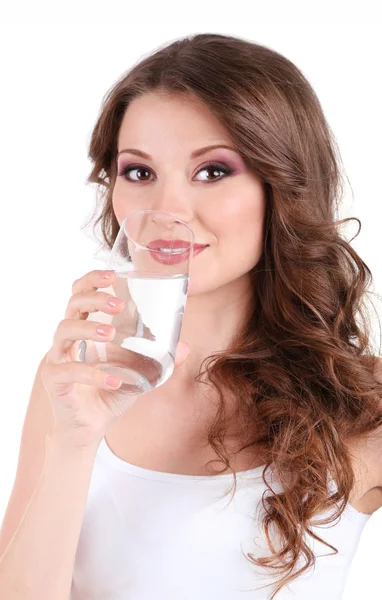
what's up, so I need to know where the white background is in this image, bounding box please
[0,5,381,599]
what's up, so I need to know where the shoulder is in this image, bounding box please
[373,355,382,380]
[362,356,382,488]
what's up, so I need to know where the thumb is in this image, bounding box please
[174,341,190,369]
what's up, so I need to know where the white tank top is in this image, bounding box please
[70,436,370,599]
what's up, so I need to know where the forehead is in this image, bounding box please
[117,92,232,147]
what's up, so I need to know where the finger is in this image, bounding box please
[174,341,190,369]
[49,319,116,364]
[42,361,122,397]
[64,290,125,321]
[71,269,116,297]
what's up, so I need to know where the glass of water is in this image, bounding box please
[79,210,195,396]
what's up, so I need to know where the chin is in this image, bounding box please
[186,275,226,298]
[185,281,203,297]
[186,277,209,297]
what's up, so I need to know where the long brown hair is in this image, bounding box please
[85,33,382,598]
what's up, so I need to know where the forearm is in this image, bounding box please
[0,432,99,600]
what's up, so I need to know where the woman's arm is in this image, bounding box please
[0,431,99,600]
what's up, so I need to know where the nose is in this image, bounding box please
[149,184,194,226]
[148,211,195,245]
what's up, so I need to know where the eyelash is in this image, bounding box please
[117,162,234,184]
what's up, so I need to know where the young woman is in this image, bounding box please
[0,33,381,600]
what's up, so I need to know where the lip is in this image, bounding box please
[147,239,207,251]
[147,239,209,265]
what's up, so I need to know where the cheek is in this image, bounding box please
[111,186,139,226]
[111,186,122,218]
[214,186,266,241]
[112,198,123,226]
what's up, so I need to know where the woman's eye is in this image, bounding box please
[195,163,234,182]
[119,166,153,182]
[117,162,234,183]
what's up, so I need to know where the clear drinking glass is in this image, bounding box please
[78,210,195,396]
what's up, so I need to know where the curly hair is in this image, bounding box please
[84,33,382,598]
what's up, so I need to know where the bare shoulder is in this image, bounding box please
[368,356,382,487]
[353,356,382,489]
[343,356,382,514]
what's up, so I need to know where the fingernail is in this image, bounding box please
[107,297,124,308]
[96,326,112,336]
[105,375,121,388]
[102,270,115,279]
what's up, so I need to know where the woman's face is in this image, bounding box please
[112,91,266,297]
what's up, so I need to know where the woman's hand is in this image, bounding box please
[40,270,190,448]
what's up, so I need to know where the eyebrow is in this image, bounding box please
[116,144,238,160]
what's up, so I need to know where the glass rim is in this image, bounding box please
[121,210,195,254]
